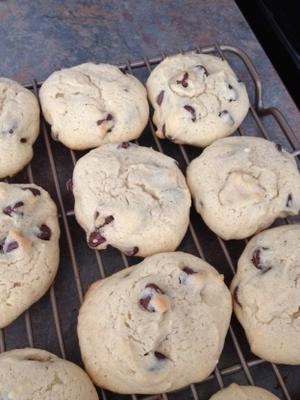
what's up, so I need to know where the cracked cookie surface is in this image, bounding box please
[0,182,60,328]
[0,348,98,399]
[78,252,232,394]
[231,225,300,364]
[187,137,300,240]
[146,53,249,147]
[210,383,279,399]
[40,63,149,150]
[72,143,191,257]
[0,78,40,178]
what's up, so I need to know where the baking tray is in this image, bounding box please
[1,44,300,400]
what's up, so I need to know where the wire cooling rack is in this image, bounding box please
[1,44,300,400]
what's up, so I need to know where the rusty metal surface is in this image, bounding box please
[0,43,299,399]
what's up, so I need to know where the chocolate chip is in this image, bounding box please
[184,105,196,122]
[251,248,271,273]
[66,178,73,193]
[124,246,139,257]
[233,286,242,308]
[104,215,114,225]
[37,224,52,241]
[139,283,164,312]
[22,187,41,197]
[88,231,106,248]
[119,68,127,75]
[3,201,24,217]
[176,72,189,88]
[195,64,208,76]
[162,124,166,136]
[97,113,114,126]
[0,240,19,254]
[8,129,14,134]
[275,143,282,152]
[117,142,130,149]
[286,194,292,207]
[20,138,27,143]
[6,241,19,253]
[237,78,242,83]
[154,351,167,361]
[182,267,195,274]
[179,266,196,284]
[218,110,234,126]
[227,84,238,102]
[156,90,165,106]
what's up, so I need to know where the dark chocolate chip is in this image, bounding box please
[251,248,271,273]
[22,187,41,197]
[20,138,27,143]
[237,78,242,83]
[176,72,189,88]
[8,129,14,134]
[97,113,114,126]
[154,351,167,361]
[3,201,24,217]
[37,224,52,241]
[124,246,139,257]
[195,64,208,76]
[88,230,106,248]
[184,105,196,122]
[6,241,19,253]
[286,194,293,207]
[156,90,165,106]
[275,143,282,152]
[139,283,164,312]
[104,215,114,225]
[227,84,237,102]
[0,240,19,253]
[218,110,234,126]
[66,178,73,193]
[179,266,196,284]
[182,267,195,275]
[233,286,242,308]
[117,142,130,149]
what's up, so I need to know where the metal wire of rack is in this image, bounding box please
[0,44,299,400]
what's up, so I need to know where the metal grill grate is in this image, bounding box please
[1,44,299,400]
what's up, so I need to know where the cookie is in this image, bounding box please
[187,137,300,240]
[0,78,40,179]
[40,63,149,150]
[0,348,98,399]
[146,53,249,147]
[72,143,191,257]
[210,383,279,399]
[231,224,300,364]
[0,182,60,328]
[78,252,232,394]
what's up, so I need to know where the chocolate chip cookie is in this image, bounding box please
[40,63,149,150]
[231,224,300,364]
[146,53,249,147]
[0,348,98,399]
[187,137,300,240]
[72,143,191,257]
[0,183,60,328]
[78,252,232,394]
[210,383,279,399]
[0,78,40,178]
